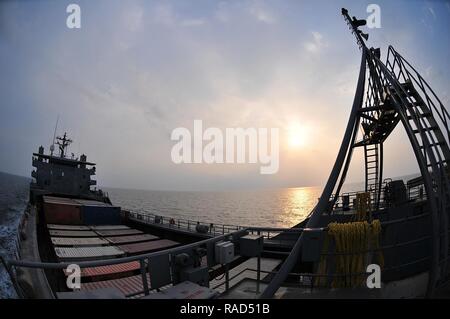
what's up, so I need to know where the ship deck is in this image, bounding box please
[44,222,182,297]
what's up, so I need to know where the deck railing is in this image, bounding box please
[126,210,310,251]
[0,179,434,299]
[126,210,300,240]
[0,229,249,299]
[329,180,426,214]
[0,209,438,299]
[0,226,303,299]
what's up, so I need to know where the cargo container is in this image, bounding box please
[104,234,159,245]
[43,196,82,225]
[44,196,76,204]
[80,205,121,225]
[74,199,110,206]
[43,196,122,226]
[67,199,122,225]
[118,239,179,255]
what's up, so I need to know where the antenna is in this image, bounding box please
[50,115,59,156]
[341,8,369,50]
[55,132,72,158]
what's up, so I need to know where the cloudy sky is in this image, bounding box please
[1,0,449,191]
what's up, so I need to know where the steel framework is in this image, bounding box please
[261,8,450,298]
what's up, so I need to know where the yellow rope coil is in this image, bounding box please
[355,192,371,221]
[315,219,383,288]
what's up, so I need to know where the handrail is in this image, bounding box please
[125,177,426,238]
[128,205,429,239]
[127,210,305,239]
[129,211,247,230]
[5,229,248,269]
[2,212,440,298]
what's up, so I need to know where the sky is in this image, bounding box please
[0,0,449,191]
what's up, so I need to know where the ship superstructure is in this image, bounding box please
[30,133,105,204]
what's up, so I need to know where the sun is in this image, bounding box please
[287,123,307,149]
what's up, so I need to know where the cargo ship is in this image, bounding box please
[1,8,450,299]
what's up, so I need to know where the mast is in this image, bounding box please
[50,115,59,156]
[55,132,73,158]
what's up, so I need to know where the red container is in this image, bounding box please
[118,239,179,255]
[43,196,82,225]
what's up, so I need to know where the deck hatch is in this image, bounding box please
[95,229,143,237]
[49,230,99,237]
[118,239,179,255]
[63,261,141,278]
[104,234,159,244]
[54,246,125,261]
[90,225,131,231]
[47,224,91,231]
[51,237,110,247]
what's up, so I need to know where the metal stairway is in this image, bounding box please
[378,49,450,291]
[336,12,450,295]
